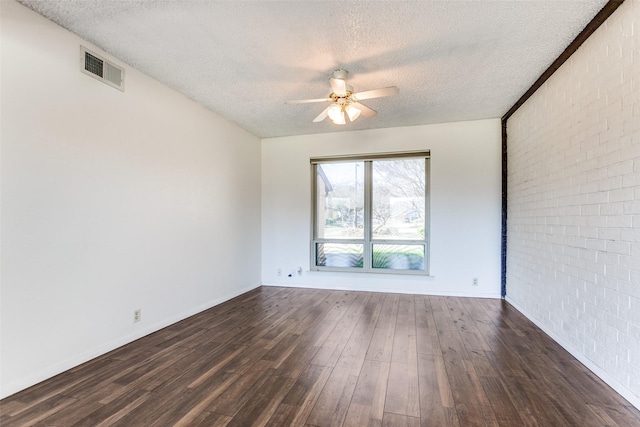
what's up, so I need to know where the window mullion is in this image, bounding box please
[364,161,373,270]
[424,157,431,273]
[310,163,318,269]
[315,238,364,244]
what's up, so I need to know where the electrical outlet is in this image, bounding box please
[134,309,141,322]
[277,268,282,276]
[297,267,303,275]
[472,278,479,286]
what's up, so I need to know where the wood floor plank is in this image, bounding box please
[333,294,383,378]
[565,358,633,406]
[225,373,296,427]
[415,295,441,356]
[2,287,639,427]
[189,411,233,427]
[586,403,640,427]
[417,352,459,427]
[429,296,457,331]
[385,361,420,418]
[343,359,390,426]
[205,361,275,417]
[71,388,151,427]
[284,364,334,427]
[384,295,420,417]
[467,349,498,378]
[291,290,339,336]
[437,327,490,408]
[1,394,77,427]
[498,375,572,426]
[382,412,420,427]
[110,370,235,426]
[1,372,85,418]
[454,403,488,427]
[476,325,534,380]
[445,297,491,353]
[311,292,371,368]
[31,397,102,426]
[187,345,248,389]
[305,366,359,427]
[365,293,400,362]
[273,333,322,379]
[477,375,523,426]
[170,373,239,427]
[266,364,332,427]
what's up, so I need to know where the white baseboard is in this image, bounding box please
[505,296,640,410]
[261,281,501,299]
[0,283,261,400]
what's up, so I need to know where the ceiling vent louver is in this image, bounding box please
[80,46,125,91]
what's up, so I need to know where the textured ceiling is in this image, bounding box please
[17,0,609,138]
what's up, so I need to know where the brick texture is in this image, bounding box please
[507,0,640,403]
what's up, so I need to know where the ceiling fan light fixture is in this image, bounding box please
[328,103,346,125]
[332,113,346,125]
[287,69,397,125]
[345,104,361,122]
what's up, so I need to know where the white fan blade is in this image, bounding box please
[352,102,377,118]
[286,98,332,105]
[352,86,399,101]
[329,78,347,96]
[313,105,331,122]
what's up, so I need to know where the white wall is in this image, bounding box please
[506,0,640,408]
[262,120,502,297]
[0,0,261,398]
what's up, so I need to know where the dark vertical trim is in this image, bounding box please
[501,119,508,299]
[499,0,623,298]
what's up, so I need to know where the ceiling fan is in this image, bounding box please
[286,69,399,125]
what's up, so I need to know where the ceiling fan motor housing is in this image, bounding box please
[332,69,348,80]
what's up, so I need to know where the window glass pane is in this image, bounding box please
[372,244,425,270]
[372,159,425,240]
[316,162,364,239]
[316,243,363,268]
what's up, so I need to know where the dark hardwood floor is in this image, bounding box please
[1,286,639,426]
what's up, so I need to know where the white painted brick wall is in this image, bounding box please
[507,0,640,406]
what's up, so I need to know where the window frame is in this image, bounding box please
[310,151,430,275]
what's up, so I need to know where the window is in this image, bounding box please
[311,151,430,274]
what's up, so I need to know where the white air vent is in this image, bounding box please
[80,46,125,91]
